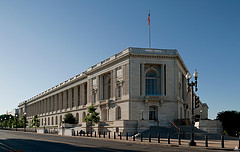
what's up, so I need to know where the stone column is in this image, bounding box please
[41,100,43,115]
[59,93,63,111]
[49,97,51,113]
[74,86,78,107]
[107,106,109,121]
[123,64,129,96]
[161,65,165,96]
[54,95,57,112]
[43,99,45,114]
[80,84,84,105]
[87,80,91,104]
[52,96,54,112]
[99,75,103,100]
[63,91,67,110]
[140,63,145,95]
[96,76,100,102]
[68,89,72,108]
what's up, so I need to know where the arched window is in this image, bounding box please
[55,116,58,125]
[116,107,121,120]
[48,117,50,125]
[44,118,46,126]
[149,106,157,121]
[145,71,157,95]
[82,112,86,122]
[76,113,79,124]
[60,115,62,124]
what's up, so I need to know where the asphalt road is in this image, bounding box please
[0,130,227,152]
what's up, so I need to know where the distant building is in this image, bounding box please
[18,47,208,133]
[8,108,19,116]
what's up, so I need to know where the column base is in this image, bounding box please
[189,141,196,146]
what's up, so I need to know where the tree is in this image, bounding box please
[3,120,8,128]
[7,119,13,128]
[217,110,240,136]
[31,115,40,128]
[83,105,100,133]
[63,113,77,124]
[19,115,28,128]
[12,117,19,128]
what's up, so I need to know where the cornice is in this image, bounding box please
[19,47,181,106]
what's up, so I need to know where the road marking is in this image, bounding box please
[0,141,19,152]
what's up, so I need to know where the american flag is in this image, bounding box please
[147,12,150,26]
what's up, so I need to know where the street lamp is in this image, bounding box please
[186,69,199,146]
[9,116,12,130]
[44,119,46,130]
[15,114,18,131]
[200,110,202,120]
[24,112,27,132]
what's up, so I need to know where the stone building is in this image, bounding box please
[18,47,208,133]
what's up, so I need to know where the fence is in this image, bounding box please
[73,130,240,150]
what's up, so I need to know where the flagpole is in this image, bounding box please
[149,20,151,48]
[148,10,151,48]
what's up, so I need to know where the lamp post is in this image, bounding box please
[15,114,18,131]
[24,112,27,132]
[200,110,202,120]
[186,69,199,146]
[9,116,12,130]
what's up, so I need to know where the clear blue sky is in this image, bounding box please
[0,0,239,119]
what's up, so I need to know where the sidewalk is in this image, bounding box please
[75,134,240,151]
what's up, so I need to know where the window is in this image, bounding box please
[116,107,121,120]
[55,116,58,125]
[82,112,86,122]
[51,116,54,125]
[145,71,157,95]
[93,93,96,103]
[118,85,122,98]
[48,117,50,125]
[149,106,157,120]
[60,115,62,124]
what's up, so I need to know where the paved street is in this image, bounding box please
[0,130,232,152]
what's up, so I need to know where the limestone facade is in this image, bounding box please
[18,47,208,133]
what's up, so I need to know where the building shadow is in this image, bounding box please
[0,138,139,152]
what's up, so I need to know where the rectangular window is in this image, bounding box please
[118,86,122,98]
